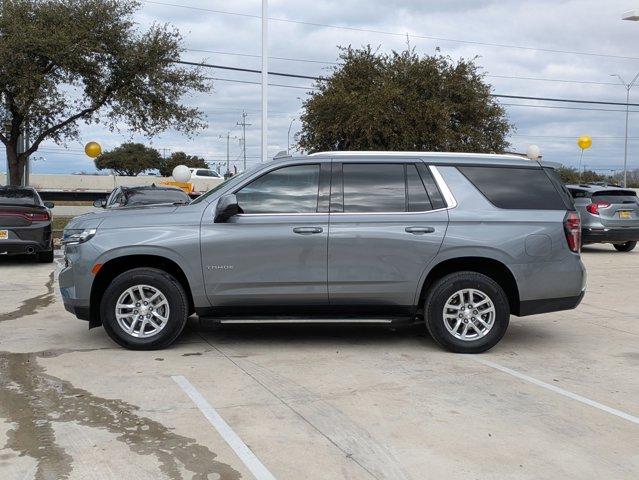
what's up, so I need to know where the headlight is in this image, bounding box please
[62,228,97,245]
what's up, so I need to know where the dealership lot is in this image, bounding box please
[0,246,637,480]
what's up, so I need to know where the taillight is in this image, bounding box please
[586,202,610,215]
[0,211,49,221]
[28,211,50,221]
[564,211,581,253]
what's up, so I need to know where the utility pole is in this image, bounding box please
[261,0,268,162]
[219,132,239,178]
[236,111,251,171]
[611,72,639,187]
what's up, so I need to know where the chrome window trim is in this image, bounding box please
[429,165,457,209]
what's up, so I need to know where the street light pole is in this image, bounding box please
[611,72,639,187]
[287,118,295,153]
[261,0,268,162]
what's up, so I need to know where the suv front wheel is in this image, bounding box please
[424,272,510,353]
[100,268,189,350]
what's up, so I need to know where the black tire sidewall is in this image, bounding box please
[613,241,637,252]
[101,268,188,349]
[425,272,510,353]
[37,250,54,263]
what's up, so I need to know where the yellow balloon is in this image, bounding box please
[84,141,102,158]
[577,135,592,150]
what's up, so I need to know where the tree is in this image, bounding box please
[298,46,512,153]
[158,151,208,177]
[94,143,161,176]
[0,0,210,185]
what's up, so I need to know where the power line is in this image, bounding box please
[144,0,639,61]
[185,48,621,87]
[177,60,639,108]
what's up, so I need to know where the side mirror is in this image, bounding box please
[214,194,243,223]
[93,199,106,208]
[43,201,55,209]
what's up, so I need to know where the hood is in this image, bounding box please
[66,204,183,231]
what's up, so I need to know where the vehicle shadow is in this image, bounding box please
[185,317,434,349]
[0,254,38,265]
[581,245,621,254]
[179,316,557,352]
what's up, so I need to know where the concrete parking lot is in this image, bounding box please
[0,246,637,480]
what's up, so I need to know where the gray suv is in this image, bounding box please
[566,184,639,252]
[59,152,586,353]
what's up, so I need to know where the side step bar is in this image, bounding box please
[216,317,395,324]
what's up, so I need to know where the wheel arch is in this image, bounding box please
[89,254,194,328]
[417,256,521,315]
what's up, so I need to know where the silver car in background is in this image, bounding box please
[567,184,639,252]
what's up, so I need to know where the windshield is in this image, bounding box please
[0,187,37,205]
[125,189,190,206]
[191,166,260,204]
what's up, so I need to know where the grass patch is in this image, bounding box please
[52,216,74,231]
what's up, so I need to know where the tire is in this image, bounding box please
[424,271,510,354]
[37,249,54,263]
[613,241,636,252]
[100,267,189,350]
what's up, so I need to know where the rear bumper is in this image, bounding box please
[0,240,51,255]
[517,291,585,316]
[582,227,639,244]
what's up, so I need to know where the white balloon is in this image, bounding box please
[172,165,191,182]
[526,144,541,160]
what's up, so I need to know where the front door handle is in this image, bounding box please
[405,226,435,235]
[293,226,323,235]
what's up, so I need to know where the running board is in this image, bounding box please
[217,317,395,324]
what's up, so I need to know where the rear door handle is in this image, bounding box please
[405,226,435,235]
[293,226,323,235]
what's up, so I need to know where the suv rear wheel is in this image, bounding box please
[613,241,636,252]
[100,268,189,350]
[424,272,510,353]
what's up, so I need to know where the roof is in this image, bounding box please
[308,151,525,160]
[565,184,633,193]
[119,184,184,192]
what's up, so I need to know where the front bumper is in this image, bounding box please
[582,227,639,244]
[59,263,91,321]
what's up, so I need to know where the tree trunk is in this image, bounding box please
[6,146,24,186]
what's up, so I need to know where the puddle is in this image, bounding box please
[0,349,242,479]
[0,272,55,323]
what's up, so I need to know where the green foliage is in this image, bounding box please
[298,46,512,153]
[158,151,208,177]
[556,166,611,185]
[94,143,161,176]
[0,0,211,185]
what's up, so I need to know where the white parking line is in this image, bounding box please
[471,357,639,426]
[172,375,277,480]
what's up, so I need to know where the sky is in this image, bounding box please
[7,0,639,175]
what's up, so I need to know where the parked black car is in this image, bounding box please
[0,186,55,262]
[93,185,191,209]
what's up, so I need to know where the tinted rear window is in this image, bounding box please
[0,188,37,205]
[458,166,567,210]
[592,190,638,204]
[343,164,406,212]
[125,189,190,206]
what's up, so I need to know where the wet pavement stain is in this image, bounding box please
[0,272,55,323]
[0,349,242,480]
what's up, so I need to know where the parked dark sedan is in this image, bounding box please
[0,186,55,262]
[93,185,191,209]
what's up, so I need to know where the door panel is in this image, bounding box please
[201,161,330,307]
[327,161,448,307]
[201,214,329,306]
[328,211,447,306]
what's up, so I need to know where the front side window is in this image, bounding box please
[342,164,406,213]
[236,164,320,214]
